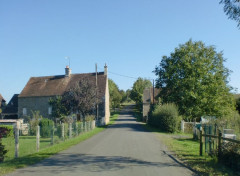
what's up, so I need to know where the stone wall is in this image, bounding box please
[18,96,53,118]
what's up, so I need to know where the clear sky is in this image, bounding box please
[0,0,239,102]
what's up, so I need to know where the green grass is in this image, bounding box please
[0,113,119,176]
[144,125,239,176]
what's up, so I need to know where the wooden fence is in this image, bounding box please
[199,128,240,156]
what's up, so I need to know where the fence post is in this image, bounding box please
[69,123,72,139]
[75,122,78,136]
[36,126,40,152]
[218,130,222,160]
[61,123,65,141]
[200,128,203,156]
[14,125,19,158]
[92,120,95,130]
[181,120,184,133]
[51,124,54,145]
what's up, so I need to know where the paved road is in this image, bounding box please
[7,106,196,176]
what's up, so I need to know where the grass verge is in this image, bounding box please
[0,113,119,176]
[144,125,239,176]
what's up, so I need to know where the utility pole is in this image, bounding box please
[95,64,99,122]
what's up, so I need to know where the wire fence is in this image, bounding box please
[1,120,96,162]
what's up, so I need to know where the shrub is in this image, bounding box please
[148,103,181,133]
[220,142,240,172]
[0,125,13,137]
[39,118,54,138]
[0,126,12,162]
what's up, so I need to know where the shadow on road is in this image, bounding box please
[24,153,182,174]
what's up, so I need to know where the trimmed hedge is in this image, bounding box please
[39,118,54,138]
[148,103,181,133]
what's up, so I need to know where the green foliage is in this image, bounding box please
[49,96,69,120]
[0,125,13,138]
[220,142,240,172]
[130,78,152,108]
[29,111,43,135]
[108,79,122,110]
[154,40,235,120]
[62,78,97,120]
[0,126,12,162]
[148,103,181,133]
[236,97,240,114]
[220,0,240,28]
[39,118,54,138]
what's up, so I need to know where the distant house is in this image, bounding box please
[142,87,160,121]
[18,65,110,125]
[0,94,6,119]
[2,94,19,119]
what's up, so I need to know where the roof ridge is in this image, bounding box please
[29,71,105,79]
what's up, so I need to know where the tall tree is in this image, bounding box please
[130,78,152,108]
[108,79,122,110]
[220,0,240,28]
[154,40,235,120]
[62,78,99,121]
[49,96,69,121]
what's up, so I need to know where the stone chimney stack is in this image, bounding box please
[65,66,71,77]
[104,63,108,76]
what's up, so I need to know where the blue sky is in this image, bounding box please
[0,0,239,102]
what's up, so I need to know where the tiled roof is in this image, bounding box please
[19,72,107,98]
[2,94,19,114]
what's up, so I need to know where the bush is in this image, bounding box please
[0,126,12,162]
[0,125,13,137]
[220,142,240,172]
[148,103,181,133]
[39,118,54,138]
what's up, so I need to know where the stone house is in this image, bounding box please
[142,87,160,121]
[2,94,19,119]
[18,65,110,125]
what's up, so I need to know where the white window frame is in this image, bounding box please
[48,106,52,115]
[23,108,27,116]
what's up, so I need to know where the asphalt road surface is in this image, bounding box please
[7,106,196,176]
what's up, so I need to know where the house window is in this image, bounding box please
[48,106,52,115]
[23,108,27,116]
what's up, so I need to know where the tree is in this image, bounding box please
[49,96,69,121]
[220,0,240,28]
[108,79,122,110]
[62,78,99,121]
[236,97,240,114]
[154,40,235,120]
[130,78,152,108]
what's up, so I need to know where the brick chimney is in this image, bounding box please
[65,66,71,77]
[104,64,108,76]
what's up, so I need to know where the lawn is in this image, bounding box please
[0,113,119,176]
